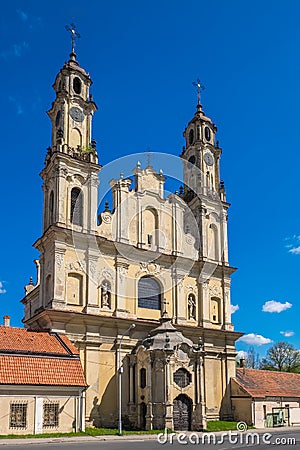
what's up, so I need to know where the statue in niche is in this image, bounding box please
[188,294,196,320]
[101,280,111,308]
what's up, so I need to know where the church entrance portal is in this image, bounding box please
[173,394,192,430]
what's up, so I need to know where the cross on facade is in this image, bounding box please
[192,78,205,106]
[65,23,81,54]
[162,298,169,315]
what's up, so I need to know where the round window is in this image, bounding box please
[73,77,82,95]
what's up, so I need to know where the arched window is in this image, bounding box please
[70,188,83,226]
[49,191,54,225]
[73,77,82,95]
[138,277,161,310]
[140,368,146,389]
[142,208,158,248]
[208,224,219,261]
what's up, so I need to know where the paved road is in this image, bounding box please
[0,429,299,449]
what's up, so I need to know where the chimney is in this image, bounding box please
[239,358,245,368]
[3,315,10,327]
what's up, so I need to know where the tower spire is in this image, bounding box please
[192,78,205,111]
[65,23,81,59]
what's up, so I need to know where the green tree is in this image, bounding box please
[260,342,300,372]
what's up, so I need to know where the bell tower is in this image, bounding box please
[42,26,100,233]
[33,26,101,313]
[181,79,229,265]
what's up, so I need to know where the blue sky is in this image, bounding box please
[1,0,300,359]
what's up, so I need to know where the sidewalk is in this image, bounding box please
[0,427,299,446]
[0,433,159,446]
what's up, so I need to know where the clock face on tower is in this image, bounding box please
[204,152,214,166]
[70,106,84,122]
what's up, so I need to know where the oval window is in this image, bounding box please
[189,129,194,145]
[73,77,82,95]
[204,126,211,141]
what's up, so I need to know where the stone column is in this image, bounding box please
[146,357,153,430]
[87,174,99,233]
[84,250,99,314]
[193,352,207,430]
[115,260,129,317]
[164,355,173,430]
[200,281,210,327]
[55,165,68,226]
[52,246,66,309]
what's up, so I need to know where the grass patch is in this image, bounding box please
[0,427,164,439]
[0,432,86,439]
[206,421,254,432]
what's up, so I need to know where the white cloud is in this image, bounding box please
[17,9,28,21]
[0,282,6,294]
[231,304,239,314]
[289,246,300,255]
[8,96,23,115]
[280,331,295,337]
[0,41,29,60]
[262,300,292,313]
[236,350,248,359]
[238,333,272,346]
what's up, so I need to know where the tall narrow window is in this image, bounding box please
[140,368,146,389]
[73,77,82,94]
[49,191,54,225]
[210,297,220,323]
[138,277,161,310]
[70,188,83,226]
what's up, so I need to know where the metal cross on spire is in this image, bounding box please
[65,23,81,54]
[192,78,205,106]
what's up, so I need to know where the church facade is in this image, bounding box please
[22,47,242,431]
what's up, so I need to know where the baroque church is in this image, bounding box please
[22,42,242,431]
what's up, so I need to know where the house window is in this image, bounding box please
[173,368,191,388]
[10,403,27,428]
[43,402,59,428]
[140,368,146,389]
[70,188,83,226]
[138,277,161,310]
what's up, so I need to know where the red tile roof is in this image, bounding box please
[0,326,78,355]
[236,368,300,398]
[0,327,86,387]
[0,355,87,386]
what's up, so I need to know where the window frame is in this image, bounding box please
[9,403,28,429]
[138,277,161,310]
[43,402,59,428]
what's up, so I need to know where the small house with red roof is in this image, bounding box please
[0,317,87,435]
[231,368,300,428]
